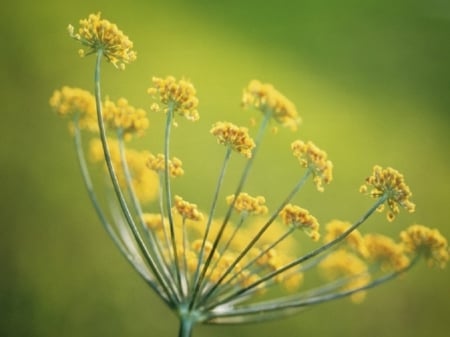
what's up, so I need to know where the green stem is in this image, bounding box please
[178,317,194,337]
[190,113,271,308]
[191,146,232,294]
[93,50,174,303]
[199,169,312,306]
[73,120,173,305]
[203,195,387,311]
[205,255,419,323]
[163,102,183,293]
[117,133,180,301]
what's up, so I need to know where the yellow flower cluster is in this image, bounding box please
[142,213,165,231]
[279,204,320,241]
[90,139,158,203]
[103,97,149,139]
[319,249,370,303]
[400,224,449,268]
[291,140,333,192]
[148,76,199,122]
[210,122,255,158]
[146,153,184,177]
[360,165,416,222]
[325,220,409,272]
[226,193,268,215]
[68,12,136,69]
[49,86,97,131]
[323,220,449,273]
[173,195,204,221]
[324,220,368,257]
[364,234,410,271]
[242,80,300,131]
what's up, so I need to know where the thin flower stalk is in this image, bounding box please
[73,118,175,305]
[190,113,271,307]
[93,50,177,303]
[116,133,181,299]
[200,194,387,311]
[197,168,313,306]
[163,103,183,291]
[191,146,233,297]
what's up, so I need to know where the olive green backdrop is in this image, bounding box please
[1,0,449,336]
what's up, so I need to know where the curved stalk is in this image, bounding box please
[93,50,175,303]
[117,133,180,301]
[205,255,419,323]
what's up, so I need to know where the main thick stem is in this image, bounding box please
[178,317,194,337]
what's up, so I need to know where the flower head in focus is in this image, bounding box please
[291,140,333,192]
[211,122,255,158]
[360,165,416,221]
[148,76,199,122]
[68,12,136,69]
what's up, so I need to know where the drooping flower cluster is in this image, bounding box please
[51,12,449,337]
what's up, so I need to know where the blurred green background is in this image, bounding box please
[1,0,449,336]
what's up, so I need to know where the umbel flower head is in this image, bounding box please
[51,13,449,337]
[68,12,136,69]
